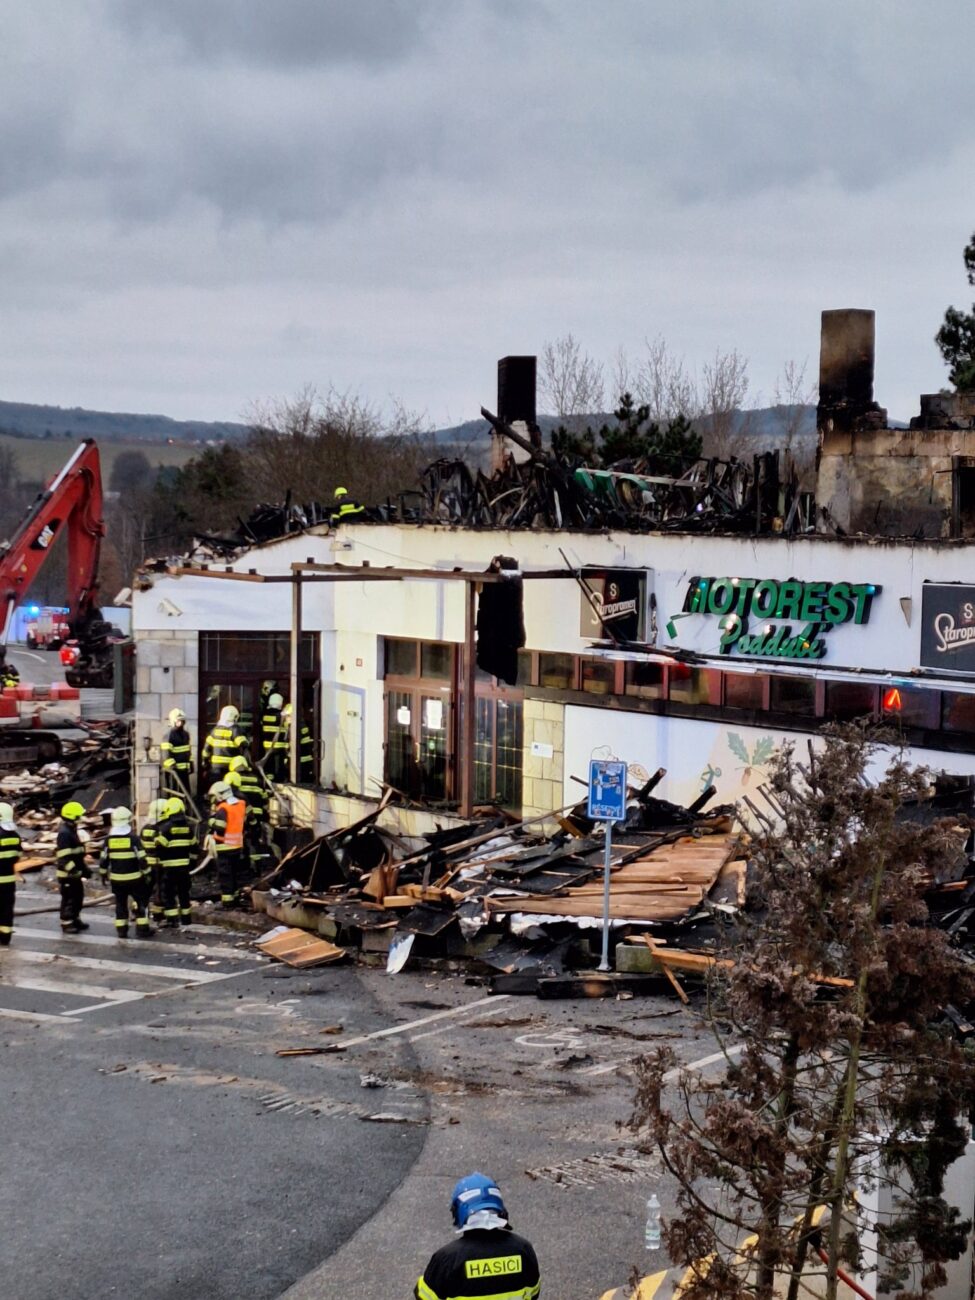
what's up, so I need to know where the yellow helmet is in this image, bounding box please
[166,796,185,816]
[226,770,243,790]
[61,801,85,821]
[229,755,249,773]
[334,486,348,499]
[147,799,169,822]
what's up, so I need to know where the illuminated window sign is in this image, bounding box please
[681,577,881,661]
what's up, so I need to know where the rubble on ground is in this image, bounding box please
[252,777,748,993]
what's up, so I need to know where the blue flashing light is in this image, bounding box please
[28,605,40,615]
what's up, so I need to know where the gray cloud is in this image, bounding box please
[0,0,973,426]
[108,0,438,68]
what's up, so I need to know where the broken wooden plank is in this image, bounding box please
[255,926,346,968]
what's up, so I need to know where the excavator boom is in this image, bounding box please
[0,438,113,687]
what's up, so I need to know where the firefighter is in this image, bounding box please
[141,797,169,926]
[156,796,196,927]
[208,781,246,908]
[229,753,268,827]
[56,801,91,934]
[282,702,316,785]
[202,704,248,784]
[160,707,193,796]
[0,801,20,946]
[99,806,153,939]
[415,1173,540,1300]
[1,660,19,689]
[329,486,365,525]
[261,692,288,779]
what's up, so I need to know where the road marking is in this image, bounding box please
[13,926,253,961]
[0,973,148,1004]
[325,995,511,1051]
[515,1027,586,1050]
[0,1006,66,1023]
[8,948,234,983]
[9,648,45,663]
[581,1040,745,1078]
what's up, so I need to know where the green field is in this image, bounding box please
[0,433,198,486]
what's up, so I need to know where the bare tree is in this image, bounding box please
[700,347,750,459]
[634,336,700,423]
[244,386,434,506]
[538,334,605,418]
[771,359,817,455]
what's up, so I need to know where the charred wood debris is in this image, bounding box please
[181,411,814,559]
[5,720,133,867]
[255,773,975,1003]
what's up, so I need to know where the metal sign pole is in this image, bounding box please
[599,818,613,971]
[588,756,627,975]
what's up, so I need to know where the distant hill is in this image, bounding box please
[0,399,249,445]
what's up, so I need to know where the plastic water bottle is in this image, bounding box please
[645,1193,661,1251]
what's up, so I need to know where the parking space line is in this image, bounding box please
[1,974,148,1004]
[0,1006,66,1023]
[581,1041,745,1078]
[329,995,511,1051]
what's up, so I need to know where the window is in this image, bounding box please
[580,657,617,696]
[942,693,975,734]
[385,639,419,677]
[770,675,816,715]
[825,681,878,722]
[383,640,456,802]
[669,667,719,705]
[199,632,320,782]
[724,672,766,711]
[474,696,523,810]
[538,653,575,689]
[881,686,940,730]
[624,662,666,699]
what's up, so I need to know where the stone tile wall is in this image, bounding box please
[132,630,199,815]
[521,697,565,831]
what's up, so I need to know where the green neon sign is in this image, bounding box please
[680,576,881,661]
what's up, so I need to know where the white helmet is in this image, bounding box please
[209,780,231,802]
[218,705,239,726]
[268,693,284,711]
[0,801,13,823]
[111,806,132,825]
[148,798,169,822]
[168,707,187,726]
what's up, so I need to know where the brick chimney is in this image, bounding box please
[492,356,540,472]
[817,309,887,433]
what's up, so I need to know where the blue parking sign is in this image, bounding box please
[587,759,627,822]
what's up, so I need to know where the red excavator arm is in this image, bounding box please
[0,439,109,680]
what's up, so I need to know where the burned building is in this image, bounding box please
[130,312,975,843]
[816,308,975,538]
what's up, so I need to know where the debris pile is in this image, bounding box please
[253,778,746,993]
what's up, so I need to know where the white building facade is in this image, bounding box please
[131,522,975,828]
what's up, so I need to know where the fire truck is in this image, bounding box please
[24,605,70,650]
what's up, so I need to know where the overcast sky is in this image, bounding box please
[1,1,973,427]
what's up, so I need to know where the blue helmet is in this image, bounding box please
[450,1172,508,1229]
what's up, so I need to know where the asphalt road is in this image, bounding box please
[1,885,427,1300]
[1,877,728,1299]
[7,643,66,686]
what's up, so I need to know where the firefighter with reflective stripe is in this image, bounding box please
[56,801,92,934]
[329,485,364,525]
[282,703,316,785]
[99,806,153,939]
[230,754,268,826]
[160,707,193,797]
[208,782,247,908]
[202,704,248,784]
[261,692,288,779]
[415,1173,541,1300]
[156,796,196,927]
[0,801,20,946]
[141,797,169,925]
